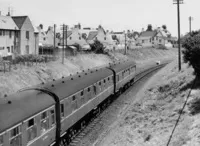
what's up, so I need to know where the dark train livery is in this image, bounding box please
[0,60,137,146]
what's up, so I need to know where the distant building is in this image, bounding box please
[0,15,19,57]
[138,30,157,47]
[60,24,91,50]
[12,16,38,55]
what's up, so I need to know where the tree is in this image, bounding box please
[182,30,200,76]
[90,40,106,54]
[162,25,167,30]
[146,24,153,31]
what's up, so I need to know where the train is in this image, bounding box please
[0,60,137,146]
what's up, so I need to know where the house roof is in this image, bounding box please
[87,31,98,40]
[67,31,72,38]
[12,16,28,29]
[112,32,124,34]
[133,32,139,38]
[139,31,157,38]
[0,16,19,30]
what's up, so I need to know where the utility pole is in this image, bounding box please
[65,25,68,56]
[62,24,65,64]
[53,24,56,59]
[173,0,183,71]
[189,16,193,34]
[124,31,127,55]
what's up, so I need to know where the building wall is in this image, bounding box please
[0,30,17,56]
[19,17,35,55]
[34,33,39,54]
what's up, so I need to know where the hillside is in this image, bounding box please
[0,48,177,98]
[95,59,200,146]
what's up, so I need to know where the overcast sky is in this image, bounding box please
[0,0,199,36]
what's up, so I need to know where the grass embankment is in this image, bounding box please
[101,60,200,146]
[0,48,176,98]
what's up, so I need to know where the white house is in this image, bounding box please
[0,15,19,57]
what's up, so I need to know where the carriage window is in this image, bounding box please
[99,82,101,86]
[93,85,97,95]
[88,87,90,92]
[104,79,106,83]
[28,119,34,127]
[10,126,22,146]
[117,75,120,81]
[108,77,110,81]
[81,91,83,96]
[61,104,64,118]
[50,109,55,125]
[27,118,37,142]
[41,111,49,133]
[72,96,76,101]
[0,134,3,146]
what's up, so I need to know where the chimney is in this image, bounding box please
[39,24,43,29]
[7,12,10,16]
[78,23,81,29]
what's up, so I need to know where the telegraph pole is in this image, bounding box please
[173,0,183,71]
[65,25,68,56]
[189,16,193,34]
[124,31,127,55]
[53,24,56,59]
[62,24,65,64]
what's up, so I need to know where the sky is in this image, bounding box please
[0,0,199,36]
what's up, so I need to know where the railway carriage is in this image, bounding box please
[0,60,136,146]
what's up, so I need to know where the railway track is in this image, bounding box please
[58,62,170,146]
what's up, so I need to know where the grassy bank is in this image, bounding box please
[0,48,176,98]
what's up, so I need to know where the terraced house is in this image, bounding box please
[0,15,19,57]
[12,16,38,55]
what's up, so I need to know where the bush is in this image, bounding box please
[90,40,106,54]
[14,54,45,64]
[182,30,200,76]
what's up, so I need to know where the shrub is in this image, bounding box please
[182,30,200,76]
[90,40,106,54]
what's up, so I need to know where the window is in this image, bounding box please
[152,37,154,41]
[93,86,97,95]
[60,104,64,118]
[50,109,55,125]
[40,111,49,133]
[26,31,29,39]
[0,134,3,146]
[108,77,110,81]
[81,91,84,96]
[7,47,10,52]
[0,30,2,36]
[3,30,5,36]
[99,82,101,86]
[10,126,22,146]
[26,45,29,54]
[149,38,151,42]
[104,37,106,40]
[70,37,72,40]
[88,87,90,92]
[117,75,119,81]
[159,39,162,43]
[72,96,76,101]
[27,118,37,142]
[9,31,12,38]
[11,46,14,53]
[142,40,144,43]
[79,37,81,40]
[43,38,46,41]
[104,79,106,83]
